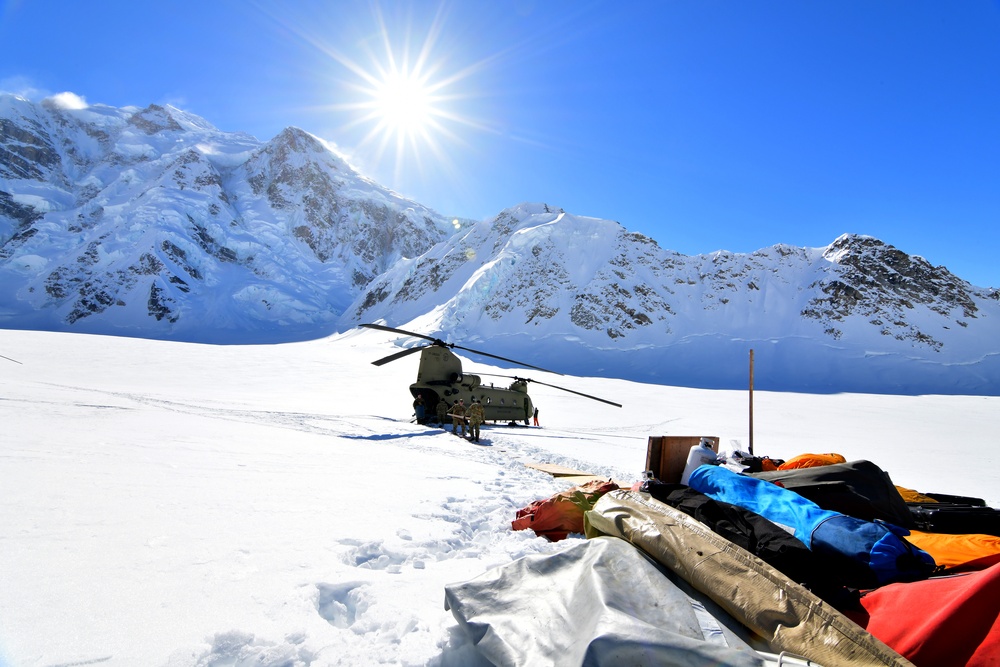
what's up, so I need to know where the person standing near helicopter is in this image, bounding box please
[413,394,426,424]
[449,399,467,436]
[467,398,485,442]
[435,397,448,428]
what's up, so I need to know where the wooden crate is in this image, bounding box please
[645,436,720,484]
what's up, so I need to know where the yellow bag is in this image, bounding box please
[895,486,938,503]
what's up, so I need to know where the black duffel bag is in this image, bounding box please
[751,459,915,528]
[907,502,1000,536]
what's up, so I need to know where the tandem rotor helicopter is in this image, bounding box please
[361,323,622,425]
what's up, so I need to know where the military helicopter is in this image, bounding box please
[361,323,621,425]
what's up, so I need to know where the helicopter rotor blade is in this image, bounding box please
[370,345,430,366]
[479,373,622,408]
[525,378,623,408]
[449,344,560,375]
[360,323,444,345]
[361,323,558,374]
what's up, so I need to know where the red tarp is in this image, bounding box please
[852,562,1000,666]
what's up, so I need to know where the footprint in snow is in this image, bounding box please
[316,581,368,628]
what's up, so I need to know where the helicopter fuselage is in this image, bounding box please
[411,346,533,424]
[363,322,619,418]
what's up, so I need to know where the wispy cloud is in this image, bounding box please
[0,76,47,100]
[41,91,89,110]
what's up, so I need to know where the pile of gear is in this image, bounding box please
[446,447,1000,666]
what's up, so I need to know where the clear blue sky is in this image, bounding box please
[2,0,999,287]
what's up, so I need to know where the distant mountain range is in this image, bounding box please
[2,94,998,395]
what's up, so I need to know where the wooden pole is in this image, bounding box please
[748,349,755,455]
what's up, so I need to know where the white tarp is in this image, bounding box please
[444,535,767,667]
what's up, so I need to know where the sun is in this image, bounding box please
[251,0,517,198]
[270,2,504,194]
[371,68,435,139]
[345,50,458,181]
[303,4,494,186]
[343,12,464,161]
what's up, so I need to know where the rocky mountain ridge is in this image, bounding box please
[2,94,998,394]
[347,203,1000,393]
[0,94,456,342]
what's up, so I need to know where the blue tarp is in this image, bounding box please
[688,465,935,587]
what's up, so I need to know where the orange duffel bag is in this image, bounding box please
[777,452,847,470]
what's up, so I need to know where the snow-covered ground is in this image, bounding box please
[1,327,998,667]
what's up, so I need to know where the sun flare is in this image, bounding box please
[372,69,435,138]
[306,4,494,186]
[276,1,503,194]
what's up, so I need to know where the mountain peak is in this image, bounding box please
[503,202,565,219]
[274,126,326,153]
[823,232,969,294]
[127,104,184,135]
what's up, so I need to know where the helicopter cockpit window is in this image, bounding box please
[485,397,491,404]
[500,398,505,405]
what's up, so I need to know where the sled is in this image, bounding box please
[908,502,1000,537]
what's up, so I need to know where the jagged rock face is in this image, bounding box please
[350,209,995,355]
[242,128,447,283]
[0,95,451,341]
[0,115,62,181]
[351,206,790,341]
[802,235,980,349]
[127,104,184,135]
[0,190,43,234]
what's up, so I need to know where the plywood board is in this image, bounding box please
[554,475,629,488]
[524,462,594,477]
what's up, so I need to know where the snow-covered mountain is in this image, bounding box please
[347,204,1000,394]
[3,94,999,394]
[0,93,457,342]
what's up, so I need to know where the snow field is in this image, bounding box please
[1,327,997,666]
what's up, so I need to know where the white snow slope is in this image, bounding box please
[1,327,998,666]
[345,205,1000,396]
